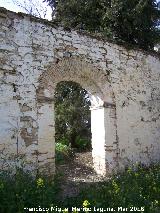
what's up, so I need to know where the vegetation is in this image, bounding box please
[74,136,91,151]
[0,164,160,212]
[55,142,73,164]
[0,169,60,213]
[55,136,91,164]
[54,81,91,151]
[77,164,160,213]
[44,0,160,50]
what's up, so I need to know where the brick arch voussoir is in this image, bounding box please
[36,57,116,107]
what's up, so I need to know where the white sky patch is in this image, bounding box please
[0,0,52,20]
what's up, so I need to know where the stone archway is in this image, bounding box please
[36,57,118,176]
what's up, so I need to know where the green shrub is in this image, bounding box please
[75,136,91,151]
[55,142,73,164]
[57,137,70,146]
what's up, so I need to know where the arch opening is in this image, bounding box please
[53,80,109,176]
[36,57,118,177]
[54,81,97,182]
[54,80,91,151]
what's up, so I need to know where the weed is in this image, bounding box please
[0,164,160,213]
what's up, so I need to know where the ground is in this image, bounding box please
[56,151,108,199]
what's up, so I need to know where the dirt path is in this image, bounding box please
[56,152,107,199]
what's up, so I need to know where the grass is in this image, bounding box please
[73,164,160,213]
[0,169,60,213]
[0,164,160,213]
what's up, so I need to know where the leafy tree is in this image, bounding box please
[54,81,91,149]
[44,0,160,50]
[44,0,107,31]
[102,0,160,49]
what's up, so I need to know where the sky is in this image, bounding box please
[0,0,52,20]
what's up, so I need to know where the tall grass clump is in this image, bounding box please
[0,169,60,213]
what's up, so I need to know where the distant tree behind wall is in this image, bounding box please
[54,81,91,149]
[44,0,160,50]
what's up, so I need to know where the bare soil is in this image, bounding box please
[56,151,107,199]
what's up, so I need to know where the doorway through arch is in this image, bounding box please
[36,57,118,176]
[54,81,91,152]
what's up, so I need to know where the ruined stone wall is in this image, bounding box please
[0,8,160,176]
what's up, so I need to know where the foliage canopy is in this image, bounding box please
[54,81,91,149]
[44,0,160,50]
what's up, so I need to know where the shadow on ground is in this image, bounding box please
[56,152,108,199]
